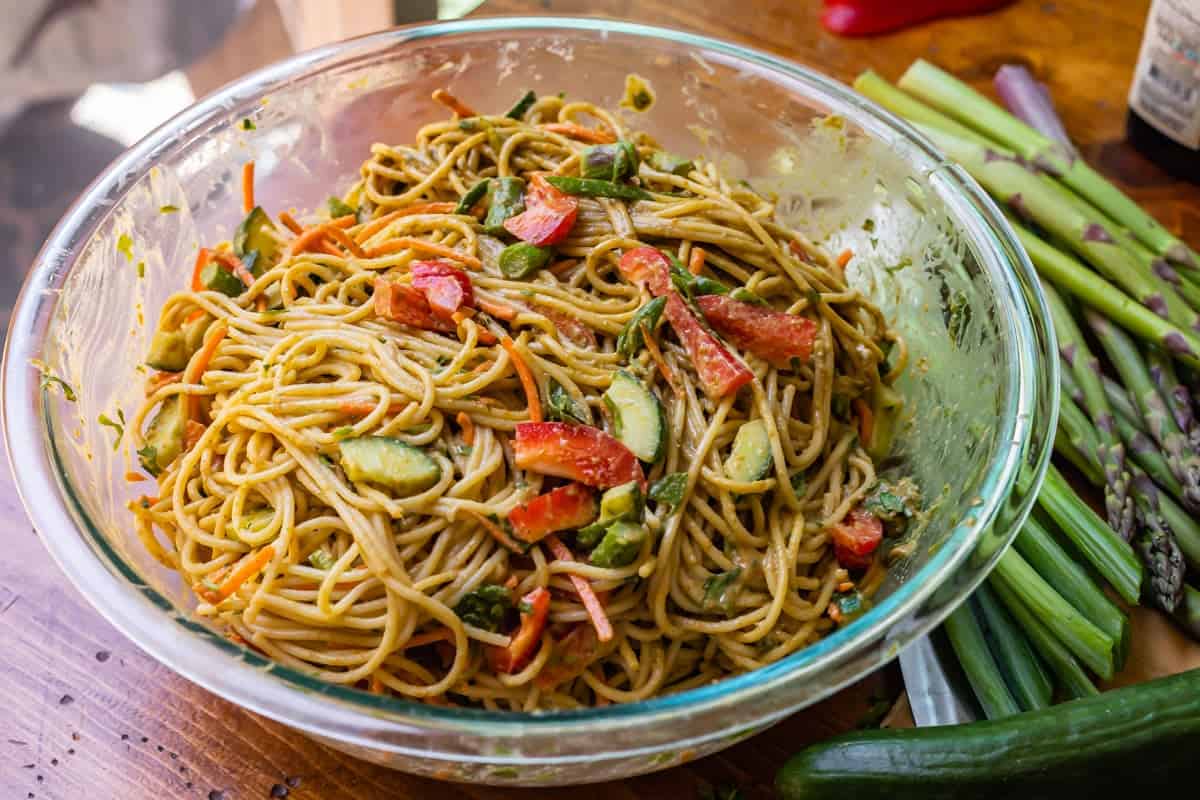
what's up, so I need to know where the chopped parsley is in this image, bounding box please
[649,472,688,512]
[702,567,743,616]
[308,549,335,570]
[98,411,125,450]
[137,444,160,476]
[241,117,256,130]
[32,361,77,402]
[616,296,666,359]
[453,584,514,632]
[546,380,589,425]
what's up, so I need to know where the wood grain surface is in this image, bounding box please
[3,1,1193,798]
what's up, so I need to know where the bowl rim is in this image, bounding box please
[2,16,1055,760]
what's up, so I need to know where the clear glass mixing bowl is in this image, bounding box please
[2,17,1056,786]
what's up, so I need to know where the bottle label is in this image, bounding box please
[1129,0,1200,150]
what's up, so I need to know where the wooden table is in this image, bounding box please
[3,1,1192,797]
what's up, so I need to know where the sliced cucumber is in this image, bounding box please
[338,436,441,495]
[603,369,665,463]
[145,328,189,371]
[589,520,646,567]
[725,419,772,483]
[233,206,280,276]
[200,260,244,296]
[140,396,186,476]
[577,480,644,549]
[182,314,212,356]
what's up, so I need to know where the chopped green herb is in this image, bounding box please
[789,471,807,496]
[547,379,589,425]
[616,296,667,359]
[621,74,655,112]
[805,287,822,307]
[729,287,769,306]
[308,549,335,570]
[667,254,728,298]
[649,472,688,511]
[241,117,256,130]
[702,567,743,616]
[98,413,124,450]
[159,204,180,214]
[136,260,146,278]
[137,444,160,476]
[116,233,134,262]
[39,370,77,402]
[453,584,514,632]
[832,589,867,622]
[327,196,356,218]
[861,218,876,233]
[864,489,906,516]
[518,600,534,614]
[505,89,537,119]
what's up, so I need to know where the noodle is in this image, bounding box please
[128,88,914,710]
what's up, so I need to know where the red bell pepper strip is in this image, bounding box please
[617,247,753,398]
[535,623,603,689]
[487,586,551,673]
[513,422,645,490]
[503,174,579,246]
[410,261,474,320]
[695,294,818,367]
[507,482,598,544]
[373,278,456,333]
[821,0,1012,37]
[831,507,884,570]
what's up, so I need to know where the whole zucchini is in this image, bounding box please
[777,667,1200,799]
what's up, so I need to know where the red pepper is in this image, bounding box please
[487,586,551,674]
[695,294,818,367]
[503,174,579,246]
[513,422,645,489]
[507,482,598,544]
[831,508,884,570]
[534,623,601,689]
[617,246,753,399]
[821,0,1013,37]
[410,261,474,319]
[373,278,456,332]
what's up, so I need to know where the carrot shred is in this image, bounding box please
[402,627,454,650]
[254,295,268,312]
[338,399,403,417]
[500,336,542,423]
[322,223,367,259]
[504,575,519,591]
[688,247,706,275]
[545,534,613,642]
[353,203,457,244]
[363,236,482,269]
[477,296,518,321]
[456,411,475,446]
[146,371,181,395]
[853,397,874,445]
[184,308,206,324]
[199,545,275,604]
[190,248,211,291]
[185,322,228,421]
[368,676,386,695]
[184,419,206,451]
[641,325,683,398]
[837,581,856,593]
[241,162,255,213]
[432,88,477,118]
[476,328,498,345]
[542,122,617,144]
[211,250,255,288]
[836,248,853,269]
[331,213,357,228]
[466,509,525,552]
[278,211,304,235]
[289,226,330,256]
[124,471,147,483]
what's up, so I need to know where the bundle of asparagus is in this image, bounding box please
[854,61,1200,717]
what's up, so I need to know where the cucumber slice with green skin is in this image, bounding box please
[576,480,644,549]
[139,396,186,475]
[603,370,665,463]
[339,436,441,495]
[233,206,280,276]
[589,520,646,567]
[182,314,212,355]
[200,260,245,296]
[725,419,772,483]
[145,328,190,371]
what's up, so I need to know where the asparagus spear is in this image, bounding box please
[853,71,993,146]
[917,123,1200,334]
[944,600,1022,719]
[1045,284,1135,539]
[897,59,1196,270]
[1129,474,1187,613]
[1144,343,1200,449]
[1174,584,1200,640]
[1014,223,1200,370]
[1054,397,1105,486]
[1084,309,1200,508]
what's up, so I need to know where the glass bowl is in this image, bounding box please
[2,17,1056,786]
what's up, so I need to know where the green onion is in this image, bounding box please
[972,582,1052,712]
[505,90,537,120]
[943,599,1022,719]
[543,175,651,201]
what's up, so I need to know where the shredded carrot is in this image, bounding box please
[545,534,613,642]
[278,211,304,235]
[190,248,211,291]
[353,203,457,244]
[184,308,206,324]
[837,581,856,593]
[476,328,498,345]
[477,296,518,321]
[500,337,542,423]
[199,545,275,604]
[185,419,206,451]
[316,239,343,258]
[185,322,228,420]
[322,223,367,259]
[788,239,808,259]
[688,246,707,275]
[255,295,268,312]
[456,411,475,446]
[466,509,525,552]
[338,399,403,417]
[241,162,255,213]
[828,604,843,623]
[853,397,874,445]
[542,122,617,144]
[431,88,477,118]
[836,248,854,269]
[362,236,482,269]
[146,371,182,395]
[641,325,683,397]
[368,676,386,695]
[504,575,519,591]
[289,226,330,256]
[124,471,147,483]
[211,250,255,287]
[331,213,357,228]
[547,258,578,278]
[401,627,454,650]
